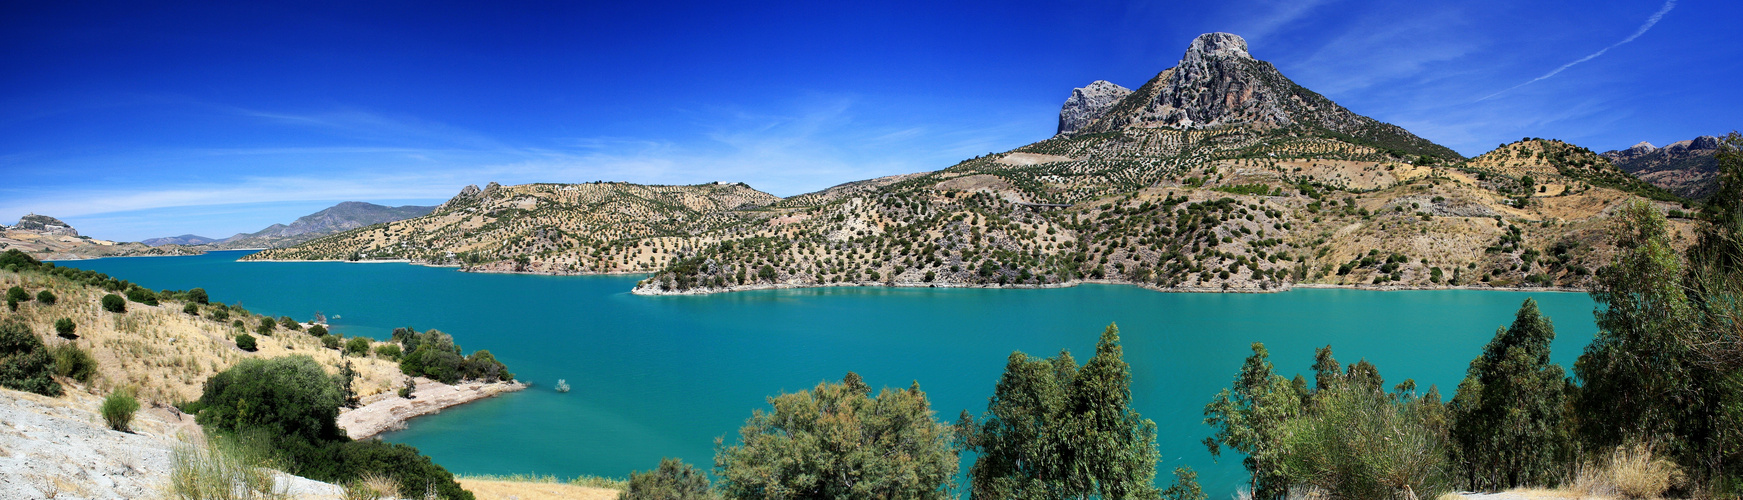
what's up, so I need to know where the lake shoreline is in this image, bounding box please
[338,378,528,440]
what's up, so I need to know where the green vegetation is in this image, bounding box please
[714,372,957,500]
[191,355,472,499]
[257,317,277,336]
[1450,299,1568,490]
[959,323,1160,499]
[166,435,286,499]
[345,337,370,357]
[308,324,328,337]
[183,302,200,315]
[373,344,401,361]
[623,458,714,500]
[393,327,512,384]
[101,293,126,313]
[54,317,76,338]
[234,333,257,351]
[51,342,96,383]
[102,387,140,432]
[0,320,61,396]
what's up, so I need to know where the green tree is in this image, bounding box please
[235,333,257,351]
[51,343,96,383]
[102,388,140,432]
[210,307,229,322]
[0,320,61,396]
[101,294,127,313]
[1203,343,1304,499]
[624,458,715,500]
[345,337,370,356]
[280,316,302,331]
[715,372,958,500]
[183,303,200,315]
[54,318,76,338]
[308,324,328,337]
[962,324,1160,500]
[196,355,345,443]
[1449,299,1570,490]
[188,287,209,304]
[323,334,342,350]
[36,289,55,305]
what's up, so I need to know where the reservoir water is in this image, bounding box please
[59,250,1598,496]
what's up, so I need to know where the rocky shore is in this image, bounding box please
[337,378,527,440]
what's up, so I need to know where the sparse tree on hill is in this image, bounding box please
[100,293,126,313]
[54,318,76,338]
[36,290,55,305]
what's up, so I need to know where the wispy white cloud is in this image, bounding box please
[1232,0,1339,44]
[1478,0,1677,101]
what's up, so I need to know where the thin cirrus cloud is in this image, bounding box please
[1477,0,1677,101]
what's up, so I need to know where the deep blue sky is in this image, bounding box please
[4,0,1738,241]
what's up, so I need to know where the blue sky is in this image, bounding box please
[3,0,1739,241]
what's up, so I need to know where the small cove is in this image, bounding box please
[59,250,1598,496]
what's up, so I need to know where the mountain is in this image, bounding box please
[1,214,198,260]
[13,214,78,236]
[1602,135,1727,199]
[141,234,217,246]
[252,32,1693,295]
[244,182,780,273]
[210,201,436,249]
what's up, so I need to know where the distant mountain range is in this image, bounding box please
[248,32,1698,296]
[1601,135,1727,199]
[143,201,436,249]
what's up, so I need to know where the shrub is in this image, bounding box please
[279,316,302,331]
[125,287,158,306]
[345,337,370,357]
[316,440,474,500]
[188,287,208,304]
[323,334,341,349]
[308,324,328,337]
[35,289,55,305]
[373,344,401,361]
[0,320,61,396]
[624,458,713,500]
[54,318,76,338]
[101,294,126,313]
[210,308,229,322]
[256,317,276,336]
[344,472,400,500]
[234,333,257,351]
[167,436,284,499]
[51,343,97,383]
[196,355,345,444]
[230,319,245,331]
[102,388,140,432]
[5,286,28,304]
[715,372,957,500]
[183,303,200,315]
[460,350,512,382]
[1572,442,1686,499]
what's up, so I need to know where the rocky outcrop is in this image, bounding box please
[12,214,77,236]
[1077,32,1460,161]
[436,183,488,212]
[142,234,217,247]
[1057,80,1132,135]
[1602,134,1726,198]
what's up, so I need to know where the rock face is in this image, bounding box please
[12,214,77,236]
[1602,134,1726,198]
[1072,32,1458,160]
[1057,80,1132,135]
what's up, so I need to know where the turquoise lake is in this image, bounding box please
[59,250,1599,496]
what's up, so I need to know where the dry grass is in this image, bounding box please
[1570,442,1686,499]
[342,472,400,500]
[1,270,405,406]
[455,475,622,500]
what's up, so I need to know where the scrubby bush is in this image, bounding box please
[1571,442,1686,499]
[716,372,957,500]
[51,342,97,383]
[196,355,345,443]
[345,337,370,357]
[312,440,474,500]
[0,320,61,396]
[188,287,208,304]
[395,328,512,383]
[624,458,713,500]
[183,303,200,315]
[234,333,257,351]
[373,344,401,361]
[54,318,76,338]
[101,294,126,313]
[35,289,56,305]
[167,435,284,499]
[6,286,28,304]
[460,350,511,382]
[230,319,245,331]
[279,316,302,332]
[323,334,342,350]
[256,317,277,336]
[210,308,229,322]
[308,324,328,337]
[125,287,158,306]
[102,388,140,432]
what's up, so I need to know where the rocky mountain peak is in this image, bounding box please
[1184,32,1252,62]
[1057,80,1132,135]
[438,184,485,212]
[1628,141,1658,154]
[13,214,77,236]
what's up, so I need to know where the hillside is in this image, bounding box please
[250,33,1696,295]
[205,201,436,250]
[141,234,218,246]
[2,214,201,260]
[244,181,781,273]
[1601,134,1731,199]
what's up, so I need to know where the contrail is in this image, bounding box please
[1478,0,1676,101]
